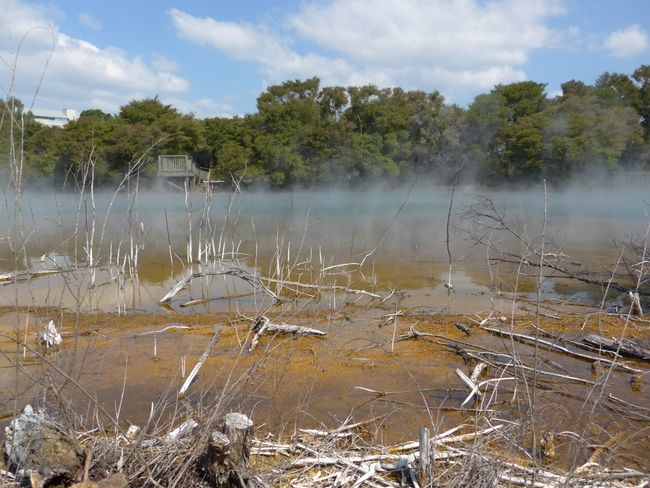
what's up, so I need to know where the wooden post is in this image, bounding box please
[419,426,432,487]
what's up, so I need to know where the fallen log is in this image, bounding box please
[583,333,650,361]
[530,324,623,359]
[457,348,597,386]
[480,325,643,373]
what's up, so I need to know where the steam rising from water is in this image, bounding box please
[1,181,648,311]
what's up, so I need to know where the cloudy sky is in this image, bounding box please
[1,0,648,118]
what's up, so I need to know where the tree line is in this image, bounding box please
[1,65,649,189]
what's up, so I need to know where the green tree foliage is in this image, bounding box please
[3,65,650,188]
[467,82,548,182]
[594,72,640,107]
[544,89,643,177]
[632,65,650,141]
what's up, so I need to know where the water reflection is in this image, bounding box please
[1,185,647,313]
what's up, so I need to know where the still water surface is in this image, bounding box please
[1,184,648,313]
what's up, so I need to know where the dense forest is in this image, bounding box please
[1,64,649,189]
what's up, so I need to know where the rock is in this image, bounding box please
[3,405,82,485]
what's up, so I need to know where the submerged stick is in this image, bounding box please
[160,268,280,304]
[257,275,383,301]
[0,268,65,284]
[445,169,460,290]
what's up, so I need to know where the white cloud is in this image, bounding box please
[78,13,102,30]
[169,8,291,66]
[603,24,648,58]
[165,96,234,118]
[291,0,562,68]
[0,0,189,114]
[170,0,565,102]
[152,54,180,73]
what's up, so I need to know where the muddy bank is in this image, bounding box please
[2,304,649,471]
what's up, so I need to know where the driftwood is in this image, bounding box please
[248,316,326,352]
[5,405,647,488]
[160,268,280,304]
[583,333,650,361]
[455,363,515,407]
[530,324,623,359]
[289,425,504,469]
[178,329,221,397]
[480,324,644,373]
[257,275,384,301]
[452,346,597,386]
[160,267,383,306]
[141,419,199,448]
[279,418,649,488]
[297,414,392,442]
[0,269,64,285]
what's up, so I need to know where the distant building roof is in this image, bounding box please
[31,108,78,127]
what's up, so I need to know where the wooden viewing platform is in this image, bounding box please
[158,155,223,191]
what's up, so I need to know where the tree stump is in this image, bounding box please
[203,413,253,487]
[203,432,231,487]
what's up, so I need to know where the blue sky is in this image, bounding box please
[1,0,648,118]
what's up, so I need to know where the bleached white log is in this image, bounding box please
[249,316,326,352]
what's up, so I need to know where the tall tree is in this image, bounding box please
[468,81,548,183]
[544,83,643,177]
[632,65,650,141]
